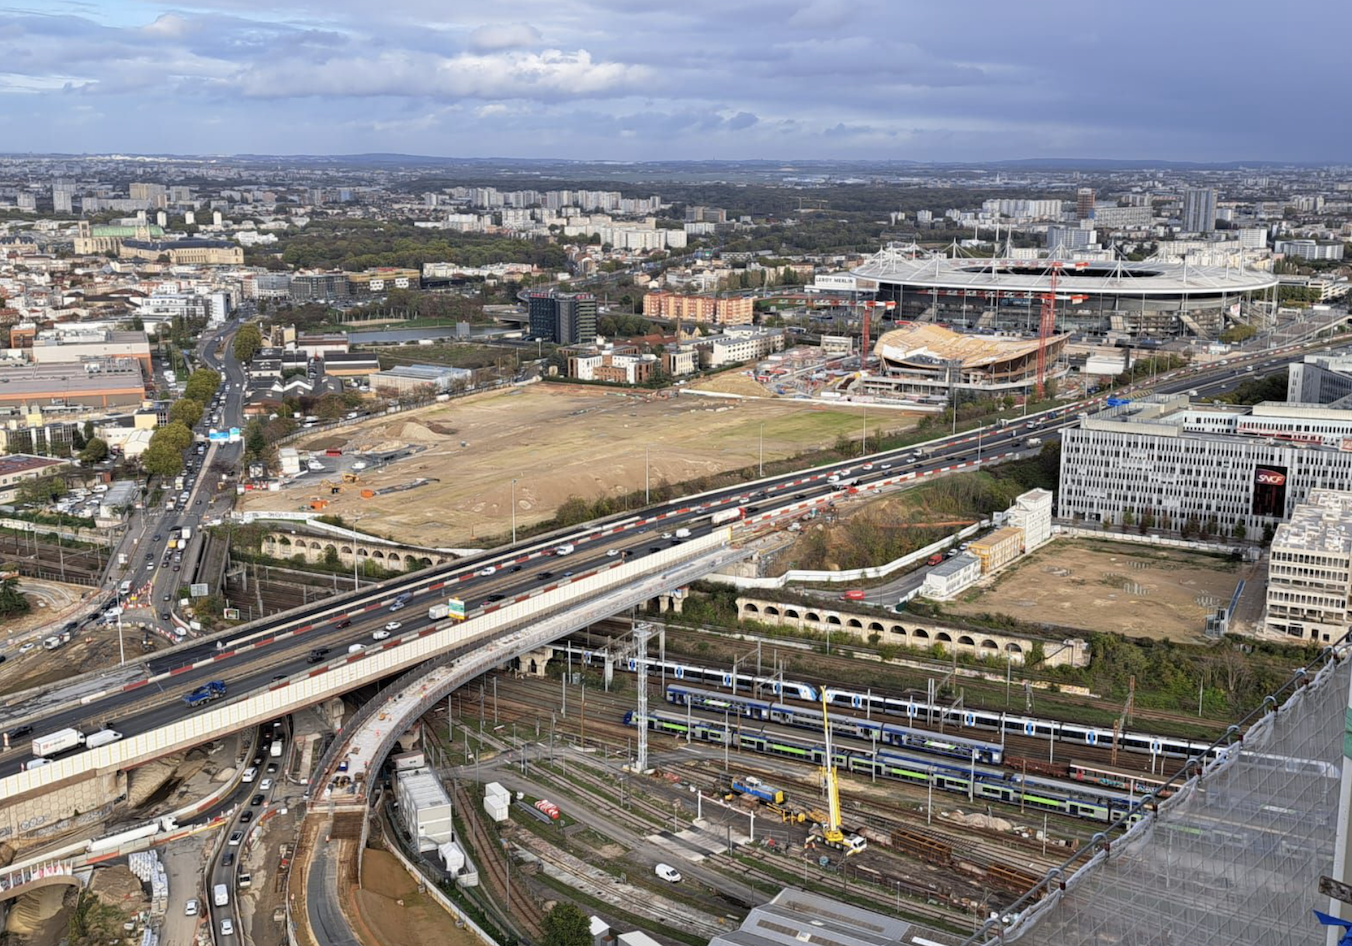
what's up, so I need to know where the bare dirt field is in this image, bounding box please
[243,383,913,547]
[352,847,479,946]
[945,539,1250,642]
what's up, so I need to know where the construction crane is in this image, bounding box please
[1035,262,1062,399]
[812,693,867,855]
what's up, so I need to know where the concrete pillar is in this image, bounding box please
[603,653,614,689]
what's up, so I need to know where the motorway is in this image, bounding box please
[0,337,1334,783]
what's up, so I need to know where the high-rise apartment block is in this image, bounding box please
[1076,187,1096,220]
[1182,187,1218,233]
[1265,489,1352,643]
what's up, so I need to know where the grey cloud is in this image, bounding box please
[468,22,543,51]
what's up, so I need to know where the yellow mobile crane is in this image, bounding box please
[813,693,867,855]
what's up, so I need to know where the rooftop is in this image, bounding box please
[874,322,1062,368]
[396,767,452,810]
[1274,489,1352,556]
[709,888,921,946]
[0,454,65,477]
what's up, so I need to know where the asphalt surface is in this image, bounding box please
[0,336,1336,779]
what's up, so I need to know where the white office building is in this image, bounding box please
[1007,488,1054,551]
[1059,394,1352,536]
[395,767,455,852]
[921,553,981,599]
[1265,489,1352,643]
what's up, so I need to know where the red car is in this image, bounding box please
[842,590,867,601]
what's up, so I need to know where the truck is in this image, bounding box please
[674,527,691,539]
[270,739,284,758]
[32,728,85,757]
[85,729,123,749]
[183,680,227,707]
[1026,437,1042,447]
[553,543,575,556]
[926,553,945,566]
[213,883,229,908]
[174,475,185,491]
[180,526,192,541]
[428,603,451,620]
[711,507,745,526]
[117,552,129,567]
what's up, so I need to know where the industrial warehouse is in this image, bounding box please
[853,244,1279,339]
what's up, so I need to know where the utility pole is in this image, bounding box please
[634,622,651,772]
[510,478,517,544]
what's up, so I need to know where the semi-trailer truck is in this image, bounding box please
[183,680,226,707]
[32,728,84,757]
[711,507,745,526]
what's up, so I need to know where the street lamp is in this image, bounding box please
[759,423,764,477]
[511,478,518,544]
[645,444,650,505]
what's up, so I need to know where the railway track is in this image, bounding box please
[450,779,546,939]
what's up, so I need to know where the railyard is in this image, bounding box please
[370,611,1237,945]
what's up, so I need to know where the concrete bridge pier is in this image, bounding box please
[517,647,553,677]
[653,586,688,614]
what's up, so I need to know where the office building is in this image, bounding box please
[642,292,754,326]
[1059,394,1352,537]
[289,272,351,304]
[1287,352,1352,405]
[1265,489,1352,643]
[0,359,146,410]
[346,268,421,298]
[1006,488,1054,551]
[921,553,982,599]
[1076,187,1096,220]
[697,327,786,368]
[1091,204,1153,229]
[1238,227,1268,250]
[0,455,70,503]
[368,364,473,396]
[1182,187,1218,234]
[528,290,597,345]
[51,181,74,214]
[27,327,152,375]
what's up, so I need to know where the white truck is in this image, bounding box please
[180,526,192,541]
[32,728,84,757]
[674,528,691,539]
[85,729,123,749]
[711,507,745,526]
[428,603,451,620]
[554,543,575,556]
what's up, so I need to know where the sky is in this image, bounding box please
[1,0,1346,162]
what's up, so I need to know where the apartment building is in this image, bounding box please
[968,527,1024,574]
[1265,489,1352,643]
[643,292,754,326]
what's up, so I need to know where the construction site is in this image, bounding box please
[240,383,898,548]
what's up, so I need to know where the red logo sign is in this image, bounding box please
[1256,470,1287,486]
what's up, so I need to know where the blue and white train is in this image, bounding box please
[665,684,1004,765]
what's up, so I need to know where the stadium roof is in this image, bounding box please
[874,322,1065,368]
[854,245,1278,296]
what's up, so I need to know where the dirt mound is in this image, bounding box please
[3,885,67,939]
[90,864,147,911]
[354,848,478,946]
[389,421,443,444]
[126,753,184,807]
[690,371,772,397]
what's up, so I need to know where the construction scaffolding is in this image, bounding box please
[967,646,1350,945]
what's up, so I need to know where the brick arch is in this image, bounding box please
[869,622,884,632]
[1005,642,1023,654]
[958,635,975,646]
[743,602,760,613]
[805,612,820,623]
[846,618,863,629]
[890,625,906,635]
[936,631,952,643]
[765,606,779,616]
[784,608,799,619]
[912,628,929,640]
[825,615,842,625]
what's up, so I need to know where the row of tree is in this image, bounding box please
[141,368,223,477]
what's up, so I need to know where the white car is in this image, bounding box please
[476,566,497,577]
[18,642,35,654]
[259,778,273,792]
[655,863,682,883]
[221,918,235,936]
[184,899,199,917]
[880,463,892,470]
[384,621,402,632]
[606,549,620,557]
[861,463,874,471]
[661,532,672,539]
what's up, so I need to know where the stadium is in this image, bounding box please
[852,244,1279,339]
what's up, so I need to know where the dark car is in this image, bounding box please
[538,571,554,580]
[160,611,170,620]
[251,794,264,806]
[335,619,352,629]
[222,852,235,867]
[239,810,254,824]
[487,593,506,602]
[7,724,32,740]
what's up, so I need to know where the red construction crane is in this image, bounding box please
[1035,263,1063,398]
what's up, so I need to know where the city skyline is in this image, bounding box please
[2,0,1346,161]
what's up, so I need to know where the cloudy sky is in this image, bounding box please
[3,0,1344,161]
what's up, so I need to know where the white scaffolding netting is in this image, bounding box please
[975,652,1349,946]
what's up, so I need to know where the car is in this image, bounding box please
[250,794,264,806]
[607,549,620,557]
[160,611,170,620]
[861,463,874,471]
[476,566,497,577]
[271,674,287,682]
[842,590,867,601]
[184,898,199,917]
[265,763,278,774]
[649,546,661,553]
[374,628,393,639]
[661,532,672,539]
[388,601,405,612]
[511,564,523,572]
[162,593,171,602]
[221,918,235,936]
[195,499,203,506]
[7,724,33,740]
[239,811,254,823]
[335,619,352,629]
[539,571,554,580]
[880,463,892,470]
[172,565,180,572]
[153,534,162,541]
[228,831,243,845]
[655,863,682,883]
[259,778,273,792]
[563,571,574,578]
[222,852,235,867]
[18,642,35,654]
[306,648,329,664]
[486,593,506,602]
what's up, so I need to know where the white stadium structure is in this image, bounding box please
[853,244,1279,339]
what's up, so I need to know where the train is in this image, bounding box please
[623,710,1143,825]
[580,648,1218,762]
[665,684,1005,765]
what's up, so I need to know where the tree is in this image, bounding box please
[184,367,222,403]
[141,441,183,478]
[323,545,340,568]
[1121,507,1135,527]
[233,323,264,362]
[79,437,109,465]
[542,903,591,946]
[316,392,347,421]
[82,420,95,444]
[1234,521,1247,541]
[152,422,194,454]
[17,474,67,506]
[0,575,28,618]
[169,398,204,428]
[245,421,268,459]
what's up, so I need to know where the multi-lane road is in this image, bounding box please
[0,336,1332,782]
